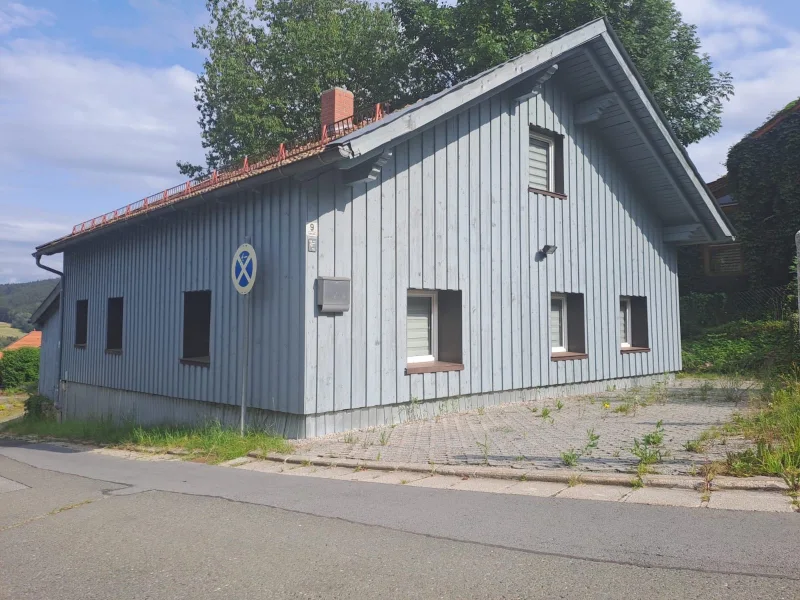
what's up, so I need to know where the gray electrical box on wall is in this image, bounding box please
[317,277,351,313]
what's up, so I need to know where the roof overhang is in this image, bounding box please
[333,18,734,245]
[31,281,61,325]
[35,18,732,255]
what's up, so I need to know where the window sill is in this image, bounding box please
[180,357,210,367]
[74,344,86,349]
[105,349,122,355]
[551,352,588,362]
[621,347,651,354]
[528,187,567,200]
[405,361,464,375]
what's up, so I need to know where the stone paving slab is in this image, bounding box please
[556,484,631,502]
[502,480,568,497]
[407,475,461,489]
[449,477,517,493]
[709,490,795,513]
[295,380,752,476]
[625,487,703,508]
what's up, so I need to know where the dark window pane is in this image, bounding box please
[183,291,211,361]
[106,297,123,351]
[75,300,88,346]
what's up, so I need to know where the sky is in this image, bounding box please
[1,0,799,283]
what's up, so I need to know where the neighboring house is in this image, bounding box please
[680,99,800,295]
[678,174,748,294]
[0,330,42,360]
[32,18,732,437]
[30,283,61,401]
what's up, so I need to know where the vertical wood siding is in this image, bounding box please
[61,182,306,414]
[38,305,60,401]
[304,79,681,415]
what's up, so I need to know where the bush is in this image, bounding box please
[0,347,40,389]
[24,395,56,420]
[682,319,800,375]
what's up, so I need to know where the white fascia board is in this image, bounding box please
[341,19,608,159]
[599,31,734,242]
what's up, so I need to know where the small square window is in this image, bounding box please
[75,299,88,347]
[106,297,123,352]
[182,291,211,364]
[406,289,464,374]
[550,292,586,359]
[620,295,649,351]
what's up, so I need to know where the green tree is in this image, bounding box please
[178,0,415,176]
[392,0,733,146]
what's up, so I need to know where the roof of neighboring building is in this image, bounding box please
[31,282,61,326]
[0,331,42,359]
[752,98,800,139]
[35,17,733,256]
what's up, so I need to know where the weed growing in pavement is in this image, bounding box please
[646,380,668,405]
[354,465,364,473]
[631,420,667,470]
[698,380,714,402]
[518,474,528,482]
[379,429,390,446]
[477,406,485,416]
[301,459,312,467]
[559,429,601,467]
[401,397,424,422]
[684,439,706,453]
[342,432,357,444]
[476,434,490,465]
[514,455,525,462]
[400,479,409,484]
[540,407,552,422]
[556,400,564,411]
[527,406,539,414]
[376,452,382,461]
[630,475,644,490]
[567,474,581,487]
[560,450,579,467]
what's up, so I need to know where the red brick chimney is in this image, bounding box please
[321,87,354,128]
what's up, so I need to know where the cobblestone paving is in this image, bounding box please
[295,379,754,476]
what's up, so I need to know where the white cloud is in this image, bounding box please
[0,35,204,282]
[0,38,203,184]
[0,1,53,35]
[672,0,800,182]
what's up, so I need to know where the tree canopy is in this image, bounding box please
[179,0,733,175]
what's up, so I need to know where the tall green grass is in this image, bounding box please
[5,418,292,464]
[723,375,800,492]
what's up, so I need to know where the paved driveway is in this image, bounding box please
[296,379,751,475]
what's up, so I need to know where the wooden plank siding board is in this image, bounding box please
[61,78,681,425]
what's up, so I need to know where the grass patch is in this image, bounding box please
[719,375,800,492]
[5,418,292,464]
[0,321,25,340]
[682,320,800,376]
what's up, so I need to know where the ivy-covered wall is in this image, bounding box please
[727,102,800,289]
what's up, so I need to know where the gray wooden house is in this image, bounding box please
[33,19,732,437]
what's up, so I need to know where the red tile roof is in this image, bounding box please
[0,331,42,359]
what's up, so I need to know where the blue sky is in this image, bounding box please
[1,0,799,283]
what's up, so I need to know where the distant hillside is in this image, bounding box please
[0,279,59,334]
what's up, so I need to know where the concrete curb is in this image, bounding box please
[248,451,790,493]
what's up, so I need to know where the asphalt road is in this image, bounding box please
[0,441,797,599]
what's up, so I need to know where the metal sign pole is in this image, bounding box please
[232,237,257,437]
[241,291,250,436]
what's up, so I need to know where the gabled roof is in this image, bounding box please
[31,281,60,326]
[35,17,731,256]
[0,331,42,359]
[752,98,800,139]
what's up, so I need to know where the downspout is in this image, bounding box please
[34,253,65,417]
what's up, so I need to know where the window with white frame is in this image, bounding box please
[529,131,554,191]
[407,290,438,363]
[620,296,632,348]
[550,294,567,353]
[619,295,649,351]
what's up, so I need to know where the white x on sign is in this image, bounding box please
[231,243,257,295]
